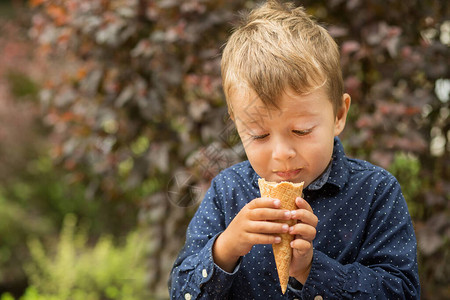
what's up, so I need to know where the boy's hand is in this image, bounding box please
[213,197,291,272]
[289,197,318,284]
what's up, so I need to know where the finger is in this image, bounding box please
[290,238,312,254]
[247,197,281,209]
[288,223,316,241]
[249,207,291,221]
[248,233,282,245]
[248,221,290,234]
[295,197,313,212]
[290,209,318,227]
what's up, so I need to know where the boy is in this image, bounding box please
[169,1,420,299]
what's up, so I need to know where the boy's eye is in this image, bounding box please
[251,133,269,140]
[293,129,312,136]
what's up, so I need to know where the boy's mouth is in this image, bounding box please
[274,168,302,180]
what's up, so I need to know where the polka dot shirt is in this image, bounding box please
[169,138,420,299]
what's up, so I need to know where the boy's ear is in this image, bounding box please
[227,104,235,121]
[334,93,351,136]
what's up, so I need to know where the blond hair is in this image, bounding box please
[221,0,343,116]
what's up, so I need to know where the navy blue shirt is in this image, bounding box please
[169,138,420,299]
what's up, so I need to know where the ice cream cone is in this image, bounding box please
[258,178,304,294]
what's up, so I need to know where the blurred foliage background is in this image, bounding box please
[0,0,448,299]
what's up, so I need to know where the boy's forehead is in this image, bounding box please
[229,86,276,118]
[229,85,331,124]
[228,83,254,100]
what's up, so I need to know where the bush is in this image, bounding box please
[5,70,39,101]
[17,214,149,300]
[388,152,422,219]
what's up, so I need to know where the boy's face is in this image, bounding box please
[230,86,350,187]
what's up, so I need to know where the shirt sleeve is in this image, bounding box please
[300,175,420,299]
[169,178,240,299]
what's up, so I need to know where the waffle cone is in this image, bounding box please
[258,178,304,294]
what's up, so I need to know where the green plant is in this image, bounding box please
[1,293,15,300]
[21,214,149,300]
[5,70,39,100]
[0,186,53,288]
[388,152,422,219]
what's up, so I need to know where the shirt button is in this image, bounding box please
[314,296,323,300]
[184,293,192,300]
[202,269,208,278]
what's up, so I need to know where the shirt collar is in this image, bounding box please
[326,136,349,190]
[306,136,349,191]
[251,137,348,191]
[305,160,332,191]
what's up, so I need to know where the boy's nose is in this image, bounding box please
[272,139,296,161]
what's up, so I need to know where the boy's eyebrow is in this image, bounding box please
[236,117,266,132]
[291,110,315,117]
[241,108,316,124]
[284,104,321,116]
[241,120,265,130]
